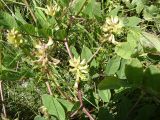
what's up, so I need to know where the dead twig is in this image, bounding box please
[45,81,53,96]
[0,81,7,118]
[64,39,73,59]
[78,86,95,120]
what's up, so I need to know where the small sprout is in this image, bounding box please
[45,4,60,16]
[6,28,23,47]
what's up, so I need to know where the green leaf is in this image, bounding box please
[136,3,144,14]
[98,89,111,102]
[143,9,153,21]
[126,16,141,27]
[98,77,121,90]
[123,0,134,8]
[35,8,49,28]
[48,17,56,26]
[83,0,102,18]
[140,32,160,52]
[135,105,156,120]
[57,98,74,112]
[131,0,144,14]
[143,5,159,21]
[42,94,65,120]
[72,0,86,15]
[59,0,69,7]
[2,65,17,73]
[50,116,57,120]
[20,24,36,35]
[116,59,128,79]
[15,8,27,24]
[81,45,97,67]
[147,5,159,15]
[71,102,80,112]
[0,11,17,28]
[93,2,101,17]
[118,96,132,120]
[109,6,121,16]
[105,56,121,76]
[76,23,95,43]
[97,107,114,120]
[125,58,143,85]
[38,28,52,37]
[54,29,67,40]
[81,45,92,61]
[144,65,160,92]
[115,42,135,59]
[83,0,95,18]
[34,115,45,120]
[70,46,79,58]
[127,31,140,47]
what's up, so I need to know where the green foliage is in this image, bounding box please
[144,65,160,92]
[140,32,160,52]
[105,56,121,76]
[0,0,160,120]
[125,16,141,27]
[98,89,111,102]
[72,0,86,14]
[34,116,46,120]
[42,94,66,120]
[0,11,18,28]
[115,42,135,59]
[97,107,114,120]
[81,45,92,61]
[98,77,122,89]
[125,58,143,85]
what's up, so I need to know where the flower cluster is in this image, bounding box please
[69,57,88,89]
[6,28,23,47]
[34,37,59,66]
[45,4,60,16]
[102,16,123,45]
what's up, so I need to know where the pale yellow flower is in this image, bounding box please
[108,34,119,45]
[34,37,57,66]
[69,57,89,82]
[102,16,123,45]
[45,4,60,16]
[6,28,23,47]
[102,16,123,34]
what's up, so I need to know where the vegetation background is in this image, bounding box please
[0,0,160,120]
